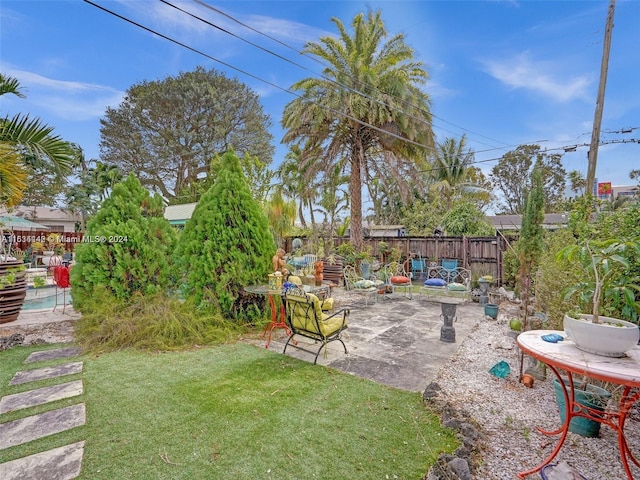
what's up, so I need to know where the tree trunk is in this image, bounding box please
[349,138,364,251]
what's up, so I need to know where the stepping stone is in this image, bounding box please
[0,380,84,414]
[9,362,83,386]
[0,403,86,450]
[0,440,85,480]
[25,347,81,364]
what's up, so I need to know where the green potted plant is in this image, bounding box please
[557,239,640,357]
[355,247,373,279]
[30,241,45,255]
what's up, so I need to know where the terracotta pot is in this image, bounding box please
[521,374,534,388]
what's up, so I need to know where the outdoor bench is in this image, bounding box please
[420,266,472,302]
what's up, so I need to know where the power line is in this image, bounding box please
[82,0,439,154]
[191,0,510,148]
[83,0,637,174]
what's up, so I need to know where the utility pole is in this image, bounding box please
[586,0,616,195]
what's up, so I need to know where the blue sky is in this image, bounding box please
[2,0,639,201]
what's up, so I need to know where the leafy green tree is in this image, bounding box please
[490,144,566,214]
[567,170,587,196]
[173,152,273,206]
[282,11,434,251]
[441,200,494,237]
[0,73,74,207]
[65,157,124,230]
[70,174,177,311]
[401,198,442,237]
[176,150,275,322]
[100,67,274,201]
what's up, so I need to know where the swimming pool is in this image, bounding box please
[23,287,72,311]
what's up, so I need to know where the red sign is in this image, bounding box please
[597,182,612,195]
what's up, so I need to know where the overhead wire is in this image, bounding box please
[191,0,511,148]
[82,0,438,154]
[83,0,637,176]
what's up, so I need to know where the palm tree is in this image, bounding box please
[276,145,319,228]
[264,187,297,248]
[430,135,493,208]
[0,73,74,207]
[431,135,472,206]
[282,11,434,250]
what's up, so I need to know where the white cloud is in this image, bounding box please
[480,51,591,102]
[2,66,124,121]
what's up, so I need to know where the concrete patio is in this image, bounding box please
[255,290,484,392]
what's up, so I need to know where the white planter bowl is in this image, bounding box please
[564,314,640,357]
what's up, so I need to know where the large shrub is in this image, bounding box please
[536,203,640,326]
[534,229,582,329]
[71,174,177,311]
[175,150,275,322]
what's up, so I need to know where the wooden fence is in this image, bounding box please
[288,235,511,286]
[6,230,510,285]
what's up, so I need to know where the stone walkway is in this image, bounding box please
[0,346,85,480]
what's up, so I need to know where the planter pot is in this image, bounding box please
[0,259,28,324]
[552,377,611,437]
[484,303,499,319]
[360,262,371,280]
[563,314,640,357]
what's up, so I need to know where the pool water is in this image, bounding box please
[23,287,72,311]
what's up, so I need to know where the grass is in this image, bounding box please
[0,343,458,479]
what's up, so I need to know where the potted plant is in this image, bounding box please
[0,229,28,324]
[30,241,45,255]
[355,247,373,279]
[557,239,640,357]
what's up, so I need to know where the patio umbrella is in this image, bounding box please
[0,215,49,230]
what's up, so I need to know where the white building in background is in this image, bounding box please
[0,206,81,233]
[611,184,638,199]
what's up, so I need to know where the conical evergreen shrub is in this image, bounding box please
[71,173,177,311]
[175,150,275,322]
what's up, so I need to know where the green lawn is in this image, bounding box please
[0,343,458,479]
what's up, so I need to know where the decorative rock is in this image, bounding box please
[498,287,515,301]
[0,333,24,351]
[423,382,482,480]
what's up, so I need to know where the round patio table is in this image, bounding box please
[517,329,640,479]
[244,284,316,348]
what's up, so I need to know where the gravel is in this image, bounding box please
[432,301,640,480]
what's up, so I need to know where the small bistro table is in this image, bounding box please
[244,284,327,349]
[517,330,640,479]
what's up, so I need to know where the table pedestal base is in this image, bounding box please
[518,365,640,479]
[440,302,457,343]
[261,295,292,349]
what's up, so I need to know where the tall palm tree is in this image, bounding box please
[282,11,434,250]
[0,73,74,207]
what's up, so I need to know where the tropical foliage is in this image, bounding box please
[175,150,275,322]
[0,73,74,208]
[282,11,434,250]
[490,144,566,214]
